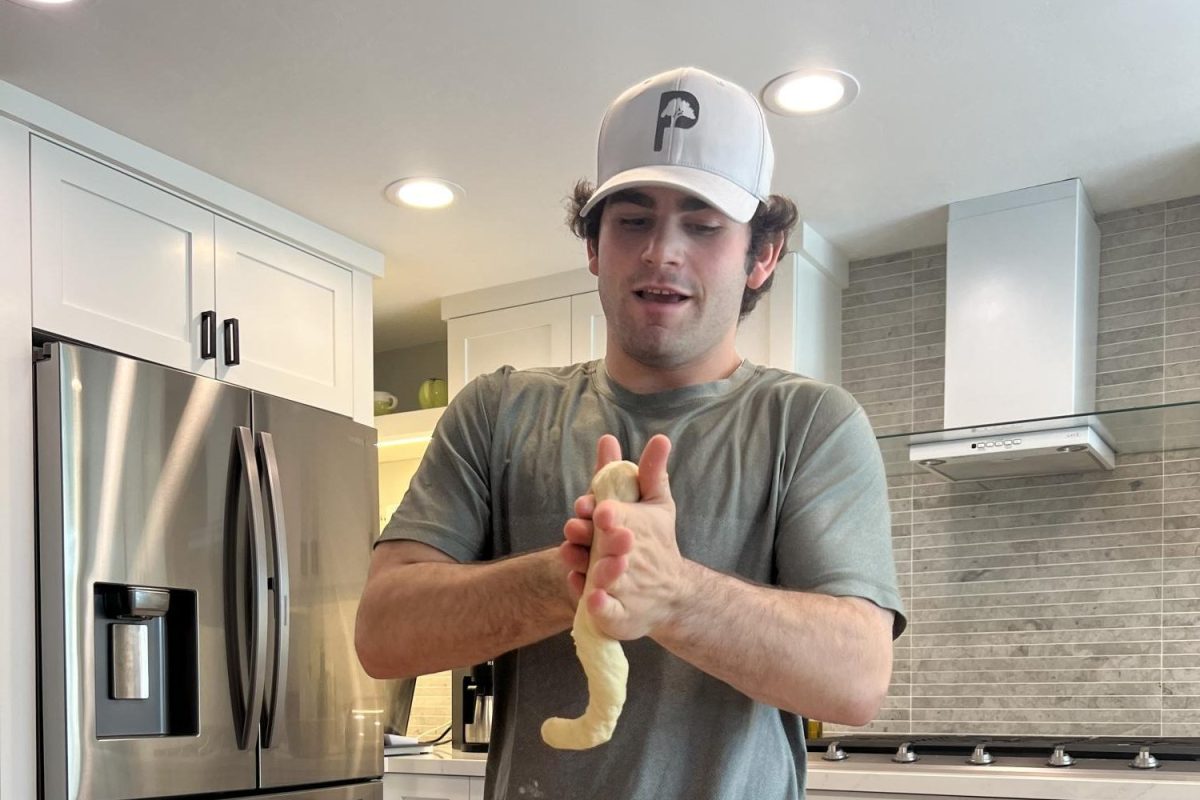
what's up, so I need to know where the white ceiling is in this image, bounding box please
[3,1,1199,351]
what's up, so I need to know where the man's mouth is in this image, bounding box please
[635,288,690,304]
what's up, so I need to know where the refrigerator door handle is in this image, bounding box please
[226,426,269,751]
[257,431,291,749]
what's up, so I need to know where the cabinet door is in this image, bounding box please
[31,136,216,375]
[446,298,572,398]
[570,291,607,362]
[215,218,354,415]
[735,293,773,367]
[468,777,484,800]
[383,773,472,800]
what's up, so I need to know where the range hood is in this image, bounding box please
[908,179,1116,481]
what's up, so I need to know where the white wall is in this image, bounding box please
[0,114,36,800]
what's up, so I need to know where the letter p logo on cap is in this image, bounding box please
[654,90,700,152]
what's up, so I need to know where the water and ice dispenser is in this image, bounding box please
[93,584,199,738]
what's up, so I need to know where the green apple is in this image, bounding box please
[418,377,448,409]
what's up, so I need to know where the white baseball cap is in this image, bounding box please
[579,66,774,224]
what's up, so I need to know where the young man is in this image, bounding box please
[356,67,905,800]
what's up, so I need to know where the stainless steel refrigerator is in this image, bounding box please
[35,342,383,800]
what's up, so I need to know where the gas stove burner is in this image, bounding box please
[1131,746,1160,770]
[967,744,994,766]
[806,734,1200,767]
[1047,745,1074,768]
[821,742,847,762]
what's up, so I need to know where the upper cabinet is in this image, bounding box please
[214,218,353,414]
[30,136,362,418]
[441,247,848,399]
[31,136,216,377]
[569,292,607,364]
[441,270,598,398]
[446,297,573,397]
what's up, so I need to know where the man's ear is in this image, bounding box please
[587,238,599,276]
[746,233,785,290]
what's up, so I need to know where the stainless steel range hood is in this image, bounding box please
[909,422,1115,482]
[908,179,1116,481]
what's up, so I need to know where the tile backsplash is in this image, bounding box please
[406,670,452,739]
[831,194,1200,737]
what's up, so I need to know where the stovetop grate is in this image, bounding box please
[807,735,1200,761]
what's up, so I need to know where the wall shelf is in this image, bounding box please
[375,406,445,462]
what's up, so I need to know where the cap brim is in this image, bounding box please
[578,165,762,224]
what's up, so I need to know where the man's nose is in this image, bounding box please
[641,222,685,267]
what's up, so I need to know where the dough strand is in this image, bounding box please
[541,459,639,750]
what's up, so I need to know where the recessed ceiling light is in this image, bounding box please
[762,69,860,116]
[384,177,463,210]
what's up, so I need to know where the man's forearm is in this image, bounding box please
[652,560,894,725]
[356,547,574,679]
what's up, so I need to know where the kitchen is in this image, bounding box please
[2,2,1200,800]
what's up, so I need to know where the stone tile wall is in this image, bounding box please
[829,194,1200,737]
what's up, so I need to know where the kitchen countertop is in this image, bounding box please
[385,745,1200,797]
[807,752,1200,799]
[385,744,487,778]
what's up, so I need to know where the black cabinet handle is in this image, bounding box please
[223,318,241,366]
[200,310,217,359]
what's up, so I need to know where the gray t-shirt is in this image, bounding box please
[379,359,905,800]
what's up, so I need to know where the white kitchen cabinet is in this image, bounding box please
[31,135,216,376]
[214,217,354,414]
[735,249,846,383]
[446,297,573,397]
[442,241,849,398]
[561,287,783,370]
[447,283,774,397]
[570,291,607,362]
[30,136,357,416]
[383,773,481,800]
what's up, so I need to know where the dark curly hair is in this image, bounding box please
[566,180,800,320]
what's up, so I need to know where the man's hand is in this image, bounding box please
[559,433,687,641]
[558,434,895,725]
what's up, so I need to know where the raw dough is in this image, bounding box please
[540,459,639,750]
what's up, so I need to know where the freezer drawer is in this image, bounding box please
[248,781,382,800]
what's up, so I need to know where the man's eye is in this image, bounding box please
[619,217,649,228]
[690,224,721,234]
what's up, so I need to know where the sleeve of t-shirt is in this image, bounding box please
[375,370,503,563]
[774,384,908,638]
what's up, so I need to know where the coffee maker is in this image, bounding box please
[451,662,493,752]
